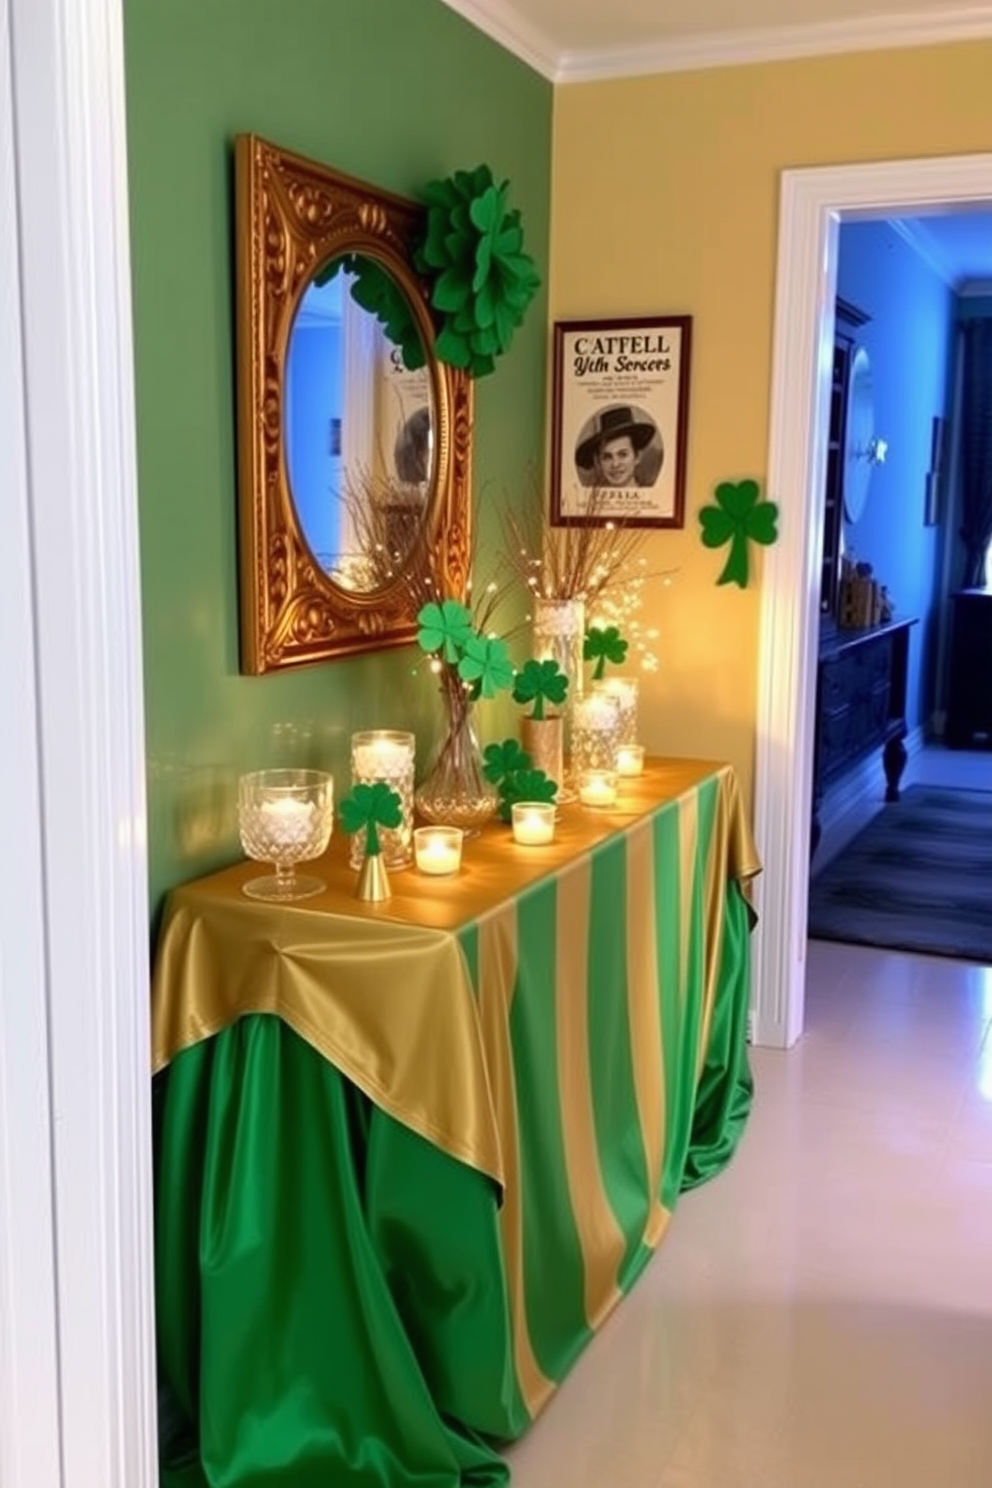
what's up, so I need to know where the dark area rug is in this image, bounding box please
[807,785,992,964]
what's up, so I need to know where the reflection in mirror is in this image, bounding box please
[285,255,435,592]
[235,134,472,674]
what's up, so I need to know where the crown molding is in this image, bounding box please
[442,0,992,82]
[435,0,558,77]
[887,217,957,286]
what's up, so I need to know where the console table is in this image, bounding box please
[152,758,760,1488]
[811,617,917,857]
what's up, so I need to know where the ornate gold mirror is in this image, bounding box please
[234,134,473,673]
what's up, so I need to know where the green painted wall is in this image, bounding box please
[124,0,551,917]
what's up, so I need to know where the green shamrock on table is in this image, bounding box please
[512,658,569,720]
[483,739,558,823]
[416,600,514,699]
[583,626,629,681]
[698,479,779,589]
[338,782,403,858]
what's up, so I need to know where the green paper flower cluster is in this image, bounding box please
[583,626,628,681]
[483,740,558,824]
[416,599,514,699]
[415,165,541,378]
[512,658,568,721]
[339,781,403,858]
[698,479,779,589]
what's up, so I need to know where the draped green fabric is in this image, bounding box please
[154,762,758,1487]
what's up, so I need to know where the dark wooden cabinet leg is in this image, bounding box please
[883,732,907,803]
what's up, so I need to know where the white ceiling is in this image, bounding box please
[441,0,992,291]
[439,0,992,78]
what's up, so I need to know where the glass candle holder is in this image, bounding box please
[578,769,619,809]
[413,825,464,876]
[571,692,622,776]
[511,802,556,846]
[349,730,415,868]
[238,768,334,901]
[616,743,646,777]
[591,676,639,746]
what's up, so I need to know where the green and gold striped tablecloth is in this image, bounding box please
[153,758,760,1488]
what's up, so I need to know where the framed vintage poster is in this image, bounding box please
[550,315,692,527]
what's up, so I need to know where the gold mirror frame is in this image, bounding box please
[234,134,473,673]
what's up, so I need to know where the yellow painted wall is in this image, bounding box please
[551,40,992,802]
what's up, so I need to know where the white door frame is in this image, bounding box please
[0,0,158,1482]
[751,151,992,1049]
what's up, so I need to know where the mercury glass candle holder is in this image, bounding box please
[349,729,416,869]
[591,675,640,746]
[570,691,622,776]
[238,768,334,901]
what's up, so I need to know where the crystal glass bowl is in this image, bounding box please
[238,768,334,901]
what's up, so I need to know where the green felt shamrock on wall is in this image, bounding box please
[583,626,629,681]
[698,479,779,589]
[338,782,403,858]
[512,658,569,720]
[414,165,541,378]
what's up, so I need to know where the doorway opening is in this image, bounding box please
[750,152,992,1050]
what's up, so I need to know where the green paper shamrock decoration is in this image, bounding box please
[496,767,557,823]
[414,165,541,378]
[698,479,779,589]
[416,599,474,663]
[482,738,531,786]
[416,601,515,703]
[512,658,569,720]
[583,625,629,681]
[458,634,515,699]
[339,781,403,858]
[482,739,557,823]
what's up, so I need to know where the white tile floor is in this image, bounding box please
[506,861,992,1485]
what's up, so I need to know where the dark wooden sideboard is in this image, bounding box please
[811,617,917,857]
[945,588,992,748]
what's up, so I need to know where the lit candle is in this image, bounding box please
[616,745,645,777]
[578,770,618,808]
[414,826,464,876]
[352,735,413,778]
[259,796,316,849]
[572,694,620,732]
[512,802,555,845]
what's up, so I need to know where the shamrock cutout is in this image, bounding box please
[416,599,474,662]
[512,658,569,720]
[584,625,629,681]
[698,479,779,589]
[496,767,558,823]
[483,738,532,786]
[458,634,515,699]
[339,782,403,858]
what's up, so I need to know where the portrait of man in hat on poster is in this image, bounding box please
[574,404,664,490]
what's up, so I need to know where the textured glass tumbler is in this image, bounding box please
[532,596,586,704]
[570,693,622,775]
[591,675,639,746]
[238,768,334,901]
[349,730,416,868]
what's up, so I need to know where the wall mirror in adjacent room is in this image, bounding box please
[234,133,473,673]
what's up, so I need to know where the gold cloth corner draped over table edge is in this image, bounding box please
[150,758,761,1196]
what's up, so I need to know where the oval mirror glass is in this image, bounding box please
[285,252,435,593]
